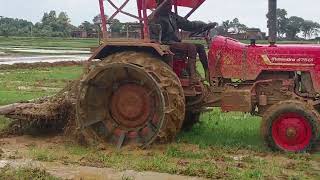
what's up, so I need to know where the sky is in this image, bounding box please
[1,0,320,32]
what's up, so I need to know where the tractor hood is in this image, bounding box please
[210,36,320,63]
[208,36,320,87]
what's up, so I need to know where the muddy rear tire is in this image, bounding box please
[261,100,320,153]
[76,52,185,148]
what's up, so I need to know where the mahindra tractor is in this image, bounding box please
[1,0,319,153]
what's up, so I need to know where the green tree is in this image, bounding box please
[286,16,304,40]
[301,20,320,39]
[109,19,123,33]
[79,21,96,34]
[57,12,72,36]
[217,20,231,35]
[230,18,247,33]
[34,11,73,37]
[0,17,33,37]
[276,8,289,38]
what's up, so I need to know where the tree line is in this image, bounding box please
[277,9,319,40]
[0,11,123,38]
[0,11,74,37]
[0,9,319,40]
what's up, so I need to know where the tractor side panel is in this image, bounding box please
[208,37,244,78]
[247,46,320,92]
[209,36,320,93]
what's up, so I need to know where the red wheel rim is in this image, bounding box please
[272,113,312,152]
[110,84,152,129]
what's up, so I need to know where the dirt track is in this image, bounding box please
[0,135,205,180]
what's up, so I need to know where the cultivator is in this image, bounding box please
[1,0,320,153]
[0,81,77,136]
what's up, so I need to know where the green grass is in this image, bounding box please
[0,166,60,180]
[0,116,11,131]
[24,141,319,179]
[29,147,59,162]
[0,66,83,105]
[179,109,264,151]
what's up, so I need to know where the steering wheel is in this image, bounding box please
[189,24,217,38]
[189,24,217,48]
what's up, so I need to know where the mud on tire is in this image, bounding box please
[261,100,320,152]
[76,51,185,148]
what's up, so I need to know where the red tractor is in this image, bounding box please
[0,0,312,152]
[75,0,320,152]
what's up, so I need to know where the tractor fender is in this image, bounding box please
[88,40,172,60]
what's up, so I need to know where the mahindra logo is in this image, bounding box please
[271,57,314,63]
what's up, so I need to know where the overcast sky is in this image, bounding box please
[1,0,320,32]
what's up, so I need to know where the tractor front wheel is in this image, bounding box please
[261,100,320,152]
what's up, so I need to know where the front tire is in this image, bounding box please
[261,100,320,152]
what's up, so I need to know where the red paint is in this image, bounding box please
[173,59,188,78]
[208,36,320,92]
[111,84,151,128]
[98,0,108,39]
[137,0,205,9]
[271,113,312,152]
[98,0,205,40]
[141,0,150,39]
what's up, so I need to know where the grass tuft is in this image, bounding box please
[0,166,60,180]
[29,147,58,162]
[0,116,11,131]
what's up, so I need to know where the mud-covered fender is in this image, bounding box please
[88,40,172,60]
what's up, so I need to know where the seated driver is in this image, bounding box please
[150,0,217,80]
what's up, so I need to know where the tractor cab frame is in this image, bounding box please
[93,0,211,97]
[98,0,205,40]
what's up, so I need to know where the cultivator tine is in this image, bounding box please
[117,132,126,149]
[105,123,118,140]
[82,119,104,128]
[148,122,157,132]
[136,130,145,144]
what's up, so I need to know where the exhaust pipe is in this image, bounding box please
[268,0,277,45]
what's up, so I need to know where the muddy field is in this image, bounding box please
[0,136,206,180]
[0,133,319,179]
[0,60,319,179]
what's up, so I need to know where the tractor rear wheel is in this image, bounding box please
[76,52,185,148]
[261,100,320,152]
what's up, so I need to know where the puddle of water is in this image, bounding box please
[0,47,91,54]
[0,55,90,65]
[17,86,61,92]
